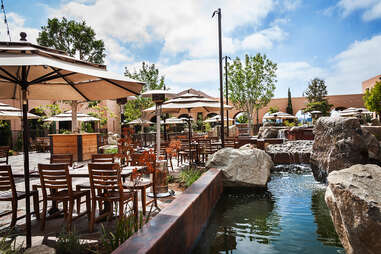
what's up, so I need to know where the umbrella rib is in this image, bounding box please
[30,71,77,85]
[28,69,61,84]
[101,78,140,96]
[0,67,18,82]
[203,106,210,112]
[0,73,17,83]
[51,67,90,101]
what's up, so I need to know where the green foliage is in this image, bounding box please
[104,147,118,154]
[268,106,279,114]
[0,120,9,128]
[88,104,115,128]
[180,168,203,188]
[236,113,248,124]
[59,129,72,134]
[203,122,211,132]
[0,230,23,254]
[35,103,62,129]
[304,100,333,116]
[56,227,86,254]
[228,53,277,129]
[123,62,166,123]
[304,78,328,103]
[363,81,381,116]
[0,121,11,146]
[283,120,296,127]
[303,78,332,116]
[123,97,153,123]
[81,122,94,133]
[37,17,106,64]
[286,88,293,115]
[100,212,148,253]
[167,174,176,184]
[124,62,165,92]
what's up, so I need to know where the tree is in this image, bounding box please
[268,106,279,114]
[124,62,166,130]
[124,62,165,92]
[37,17,107,132]
[304,78,332,115]
[37,17,106,64]
[286,88,293,115]
[228,53,277,132]
[364,81,381,117]
[304,78,328,103]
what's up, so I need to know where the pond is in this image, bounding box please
[193,169,344,254]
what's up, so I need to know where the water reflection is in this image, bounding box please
[193,172,343,254]
[311,189,342,247]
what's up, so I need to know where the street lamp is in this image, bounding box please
[223,56,231,136]
[212,8,225,147]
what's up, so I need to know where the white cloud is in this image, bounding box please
[242,26,287,50]
[337,0,381,20]
[326,34,381,94]
[0,12,40,42]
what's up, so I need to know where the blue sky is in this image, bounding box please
[1,0,381,98]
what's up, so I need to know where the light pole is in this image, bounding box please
[213,8,224,147]
[223,56,231,136]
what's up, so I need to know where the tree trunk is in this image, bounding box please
[71,101,78,133]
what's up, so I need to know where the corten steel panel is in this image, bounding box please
[112,168,223,254]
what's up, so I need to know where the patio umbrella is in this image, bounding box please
[0,102,39,119]
[339,107,372,117]
[204,114,234,123]
[160,117,187,124]
[126,118,153,125]
[0,37,144,247]
[44,110,100,122]
[144,93,232,158]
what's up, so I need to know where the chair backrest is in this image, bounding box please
[0,165,16,195]
[91,154,115,163]
[50,154,73,167]
[38,163,72,196]
[88,163,122,197]
[0,146,9,164]
[225,138,236,148]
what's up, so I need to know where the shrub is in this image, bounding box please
[103,147,118,154]
[56,227,86,254]
[0,230,23,254]
[180,168,203,188]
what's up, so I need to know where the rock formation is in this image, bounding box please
[325,164,381,254]
[311,117,381,182]
[206,146,272,189]
[257,127,279,138]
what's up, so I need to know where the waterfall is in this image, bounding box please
[278,129,287,140]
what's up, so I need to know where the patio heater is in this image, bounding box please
[223,56,231,136]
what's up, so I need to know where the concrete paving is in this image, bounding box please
[0,152,185,247]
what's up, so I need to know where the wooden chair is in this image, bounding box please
[178,139,197,164]
[50,154,73,167]
[91,154,115,163]
[0,146,9,164]
[0,165,39,228]
[225,137,237,148]
[88,163,138,232]
[124,153,158,216]
[38,163,90,231]
[198,139,214,163]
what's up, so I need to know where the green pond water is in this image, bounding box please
[193,170,344,254]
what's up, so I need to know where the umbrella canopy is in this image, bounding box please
[44,110,100,122]
[0,102,39,119]
[126,118,153,125]
[339,107,372,116]
[161,117,187,125]
[263,111,296,120]
[0,39,144,247]
[204,114,234,123]
[144,93,233,113]
[296,110,312,122]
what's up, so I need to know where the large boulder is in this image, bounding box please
[24,245,56,254]
[206,147,272,189]
[311,117,381,182]
[325,164,381,254]
[258,127,279,139]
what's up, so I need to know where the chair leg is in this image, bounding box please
[89,199,96,233]
[119,200,124,219]
[141,188,146,216]
[41,199,47,231]
[63,201,68,221]
[76,186,81,215]
[32,188,40,220]
[10,199,17,228]
[67,200,74,231]
[133,191,138,225]
[85,192,91,221]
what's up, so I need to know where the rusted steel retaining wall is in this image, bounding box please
[112,168,223,254]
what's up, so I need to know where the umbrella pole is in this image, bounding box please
[21,87,32,248]
[156,104,160,159]
[187,109,192,165]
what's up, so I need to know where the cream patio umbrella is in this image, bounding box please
[204,114,234,123]
[0,37,144,247]
[44,110,100,122]
[126,118,154,125]
[144,93,232,160]
[0,102,39,119]
[160,117,187,124]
